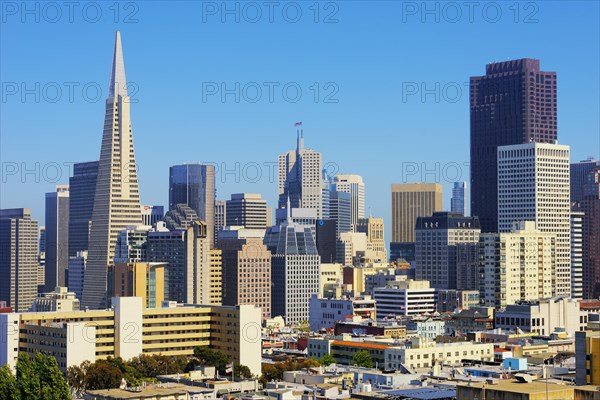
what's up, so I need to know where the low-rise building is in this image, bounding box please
[334,318,407,339]
[445,307,494,336]
[0,297,262,376]
[31,286,80,312]
[309,295,376,331]
[494,297,588,337]
[373,280,436,319]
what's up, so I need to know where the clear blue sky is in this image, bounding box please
[1,1,599,243]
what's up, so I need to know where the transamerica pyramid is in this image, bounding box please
[82,32,142,309]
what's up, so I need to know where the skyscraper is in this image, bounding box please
[331,174,365,229]
[497,142,571,296]
[470,59,557,232]
[219,227,271,319]
[264,207,320,325]
[415,212,480,289]
[44,185,70,292]
[575,166,600,298]
[82,32,143,309]
[571,211,584,299]
[278,130,323,217]
[169,164,215,246]
[571,158,599,203]
[329,190,352,238]
[356,217,387,262]
[226,193,268,229]
[451,182,467,216]
[68,161,98,257]
[0,208,38,312]
[391,183,443,243]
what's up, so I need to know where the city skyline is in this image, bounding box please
[2,3,599,246]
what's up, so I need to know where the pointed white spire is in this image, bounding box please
[108,31,127,98]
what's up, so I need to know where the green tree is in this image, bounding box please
[193,347,230,374]
[233,364,253,379]
[85,362,123,391]
[16,353,40,399]
[32,353,71,400]
[67,361,89,397]
[259,363,284,384]
[319,354,336,366]
[352,351,374,368]
[0,364,21,400]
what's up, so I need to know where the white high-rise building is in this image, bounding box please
[278,130,323,218]
[83,32,142,309]
[497,143,571,296]
[480,221,555,308]
[332,174,365,229]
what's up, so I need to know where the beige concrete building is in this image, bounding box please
[481,221,555,308]
[498,143,571,296]
[210,249,222,305]
[0,208,39,312]
[391,183,443,243]
[32,286,80,312]
[319,263,343,298]
[356,217,387,261]
[83,32,142,309]
[0,297,262,376]
[332,174,365,228]
[226,193,269,229]
[219,227,271,319]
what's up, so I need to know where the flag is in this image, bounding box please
[226,362,233,374]
[294,122,302,127]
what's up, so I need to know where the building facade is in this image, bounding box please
[373,280,436,319]
[415,212,480,290]
[480,221,554,308]
[356,217,387,262]
[83,33,143,309]
[278,130,324,218]
[497,142,571,296]
[451,182,467,216]
[331,175,365,229]
[226,193,268,229]
[44,185,70,292]
[571,211,584,299]
[141,205,164,226]
[168,164,215,247]
[470,58,558,233]
[68,161,98,257]
[391,183,442,243]
[0,208,38,312]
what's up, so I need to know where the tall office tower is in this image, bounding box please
[278,130,323,217]
[83,32,142,309]
[470,59,557,233]
[169,164,215,246]
[219,227,271,319]
[332,174,365,229]
[264,207,320,325]
[391,183,443,243]
[498,143,571,296]
[214,199,226,246]
[321,170,331,219]
[146,221,212,304]
[226,193,268,229]
[316,219,337,264]
[68,251,87,300]
[480,222,554,308]
[571,211,584,299]
[141,205,164,226]
[415,212,480,289]
[68,161,98,257]
[356,217,387,261]
[38,227,46,292]
[44,185,70,292]
[577,166,600,298]
[571,158,599,203]
[329,191,352,238]
[0,209,38,312]
[209,250,222,305]
[451,182,467,216]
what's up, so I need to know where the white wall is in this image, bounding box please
[0,314,20,373]
[113,296,143,361]
[237,304,262,376]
